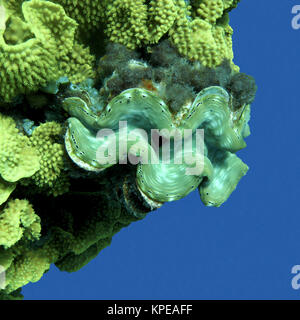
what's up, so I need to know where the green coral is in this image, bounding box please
[0,0,95,102]
[0,178,16,206]
[169,0,234,67]
[29,121,70,196]
[0,197,50,294]
[3,15,33,44]
[50,0,108,34]
[194,0,224,24]
[0,113,40,183]
[0,188,141,295]
[105,0,148,49]
[100,0,236,67]
[0,113,69,197]
[147,0,178,43]
[3,246,51,294]
[47,0,236,67]
[1,0,238,71]
[104,0,178,49]
[0,199,41,249]
[0,288,23,300]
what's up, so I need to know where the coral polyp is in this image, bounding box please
[0,0,256,299]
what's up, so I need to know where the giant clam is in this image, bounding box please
[62,85,251,212]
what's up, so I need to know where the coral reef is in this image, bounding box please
[0,0,256,299]
[0,113,40,182]
[100,0,239,67]
[28,121,70,196]
[0,0,95,102]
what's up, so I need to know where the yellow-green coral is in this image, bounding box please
[105,0,149,50]
[100,0,235,67]
[0,199,41,249]
[223,0,239,10]
[0,179,16,206]
[105,0,178,48]
[0,0,23,16]
[147,0,178,43]
[0,198,49,293]
[3,15,33,44]
[0,113,69,196]
[51,0,108,33]
[0,0,235,75]
[3,246,51,293]
[0,1,59,101]
[59,42,95,84]
[196,0,224,24]
[0,190,141,294]
[29,121,69,196]
[169,0,234,67]
[104,0,178,49]
[0,5,5,30]
[0,114,40,183]
[0,0,95,102]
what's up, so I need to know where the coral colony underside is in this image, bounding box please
[0,0,256,299]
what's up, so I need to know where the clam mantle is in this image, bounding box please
[63,85,250,208]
